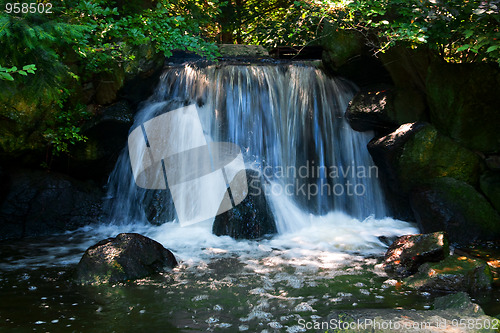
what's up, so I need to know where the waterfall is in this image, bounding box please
[105,62,388,233]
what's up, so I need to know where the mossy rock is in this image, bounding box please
[433,292,484,314]
[398,123,482,191]
[75,233,177,284]
[426,62,500,153]
[321,23,365,70]
[410,177,500,245]
[403,255,492,294]
[384,231,449,278]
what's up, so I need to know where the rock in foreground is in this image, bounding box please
[75,233,177,284]
[403,255,492,294]
[384,231,449,278]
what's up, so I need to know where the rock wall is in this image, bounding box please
[321,31,500,245]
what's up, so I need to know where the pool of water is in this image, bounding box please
[0,217,499,332]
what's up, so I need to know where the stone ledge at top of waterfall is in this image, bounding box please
[127,104,247,221]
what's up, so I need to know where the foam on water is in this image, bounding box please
[0,197,417,271]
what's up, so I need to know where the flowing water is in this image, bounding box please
[3,62,498,331]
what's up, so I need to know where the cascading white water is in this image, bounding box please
[106,63,388,231]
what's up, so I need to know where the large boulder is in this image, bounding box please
[403,255,492,294]
[383,231,449,278]
[75,233,177,284]
[0,170,103,240]
[426,62,500,153]
[212,169,277,240]
[410,177,500,245]
[368,122,482,193]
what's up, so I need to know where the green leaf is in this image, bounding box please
[18,70,27,76]
[0,73,14,81]
[486,45,499,53]
[456,45,470,52]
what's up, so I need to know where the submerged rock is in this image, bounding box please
[213,169,277,240]
[433,292,484,314]
[384,231,449,278]
[410,177,500,245]
[403,255,492,294]
[75,233,177,284]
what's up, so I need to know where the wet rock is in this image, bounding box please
[403,255,492,294]
[410,177,500,245]
[433,292,484,314]
[94,71,126,105]
[367,122,426,219]
[485,155,500,171]
[143,189,176,225]
[384,231,449,278]
[0,165,10,204]
[426,62,500,153]
[0,170,103,240]
[213,169,277,240]
[75,233,177,284]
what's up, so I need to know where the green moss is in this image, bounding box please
[426,63,500,153]
[404,255,492,293]
[397,124,482,191]
[322,22,365,69]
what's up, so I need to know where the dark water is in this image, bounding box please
[1,233,499,332]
